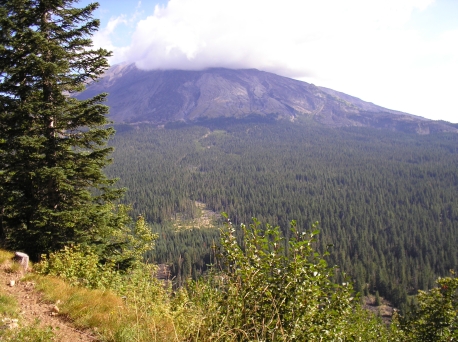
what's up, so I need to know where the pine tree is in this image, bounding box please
[375,290,381,306]
[0,0,124,258]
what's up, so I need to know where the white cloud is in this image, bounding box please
[92,16,127,55]
[92,4,145,65]
[101,0,458,123]
[119,0,434,72]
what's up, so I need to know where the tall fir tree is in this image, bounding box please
[0,0,124,258]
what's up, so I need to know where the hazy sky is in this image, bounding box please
[81,0,458,123]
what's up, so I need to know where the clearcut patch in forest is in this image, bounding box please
[170,201,219,231]
[194,129,228,151]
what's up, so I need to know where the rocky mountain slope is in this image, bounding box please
[78,63,457,134]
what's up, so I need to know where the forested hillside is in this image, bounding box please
[106,117,458,310]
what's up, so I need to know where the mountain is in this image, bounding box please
[78,63,457,134]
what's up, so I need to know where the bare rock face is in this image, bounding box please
[77,64,458,134]
[14,252,29,272]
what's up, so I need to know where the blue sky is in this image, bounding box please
[80,0,165,46]
[80,0,458,123]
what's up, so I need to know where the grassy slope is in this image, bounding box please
[0,248,196,342]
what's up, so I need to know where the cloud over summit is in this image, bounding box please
[93,0,458,123]
[114,0,432,76]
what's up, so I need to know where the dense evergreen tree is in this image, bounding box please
[0,0,123,258]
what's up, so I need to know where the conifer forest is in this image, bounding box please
[107,117,458,311]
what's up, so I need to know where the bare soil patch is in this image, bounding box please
[362,294,394,324]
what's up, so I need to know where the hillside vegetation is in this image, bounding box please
[107,119,458,310]
[1,219,457,341]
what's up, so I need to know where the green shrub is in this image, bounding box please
[33,217,194,341]
[393,271,458,341]
[375,290,382,306]
[35,244,121,289]
[35,214,157,290]
[188,216,388,341]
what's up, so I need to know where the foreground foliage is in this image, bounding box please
[394,272,458,341]
[186,217,391,341]
[33,217,390,341]
[34,216,190,341]
[33,216,458,341]
[36,214,157,288]
[0,322,55,342]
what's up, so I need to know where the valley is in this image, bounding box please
[106,118,458,310]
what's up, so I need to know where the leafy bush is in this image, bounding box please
[35,244,121,289]
[36,213,157,289]
[34,216,194,341]
[33,215,396,341]
[188,216,388,341]
[105,213,158,269]
[393,271,458,341]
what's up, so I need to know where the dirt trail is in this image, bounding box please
[0,262,97,341]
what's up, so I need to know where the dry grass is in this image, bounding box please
[0,250,33,276]
[0,250,14,265]
[6,261,22,274]
[31,275,184,342]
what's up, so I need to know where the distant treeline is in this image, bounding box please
[107,118,458,310]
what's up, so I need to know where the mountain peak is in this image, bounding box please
[78,65,457,134]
